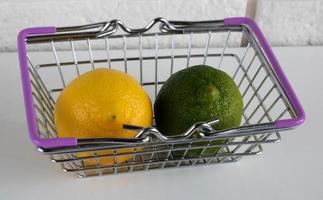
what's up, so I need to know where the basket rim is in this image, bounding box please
[17,17,305,150]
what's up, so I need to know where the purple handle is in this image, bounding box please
[224,17,305,129]
[17,27,77,148]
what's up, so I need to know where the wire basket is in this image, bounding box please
[17,17,305,177]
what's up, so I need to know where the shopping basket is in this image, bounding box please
[17,17,305,177]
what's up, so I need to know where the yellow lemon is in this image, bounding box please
[54,68,152,167]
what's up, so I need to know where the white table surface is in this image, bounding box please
[0,46,322,200]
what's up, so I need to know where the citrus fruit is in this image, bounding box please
[54,68,152,166]
[154,65,243,157]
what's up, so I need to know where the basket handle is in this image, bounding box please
[17,27,77,148]
[224,17,305,129]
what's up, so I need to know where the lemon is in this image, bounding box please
[54,68,152,166]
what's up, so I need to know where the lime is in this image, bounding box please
[154,65,243,157]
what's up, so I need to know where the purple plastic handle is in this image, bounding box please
[17,27,77,148]
[224,17,305,128]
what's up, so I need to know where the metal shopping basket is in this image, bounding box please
[17,17,305,177]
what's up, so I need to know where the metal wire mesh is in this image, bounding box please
[26,23,292,177]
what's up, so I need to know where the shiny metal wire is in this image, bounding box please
[26,18,293,177]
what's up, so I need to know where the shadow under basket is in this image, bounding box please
[17,17,305,177]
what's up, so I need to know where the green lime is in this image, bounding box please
[154,65,243,158]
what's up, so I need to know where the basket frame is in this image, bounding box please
[17,17,305,177]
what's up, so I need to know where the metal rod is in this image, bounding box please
[186,32,192,68]
[170,34,175,75]
[154,34,159,98]
[51,41,65,86]
[218,30,231,69]
[28,59,56,107]
[70,39,80,76]
[237,53,257,87]
[139,34,143,85]
[203,31,212,65]
[232,42,251,79]
[87,38,95,70]
[123,35,128,73]
[105,37,112,68]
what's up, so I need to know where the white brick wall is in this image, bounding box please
[256,0,323,46]
[0,0,322,51]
